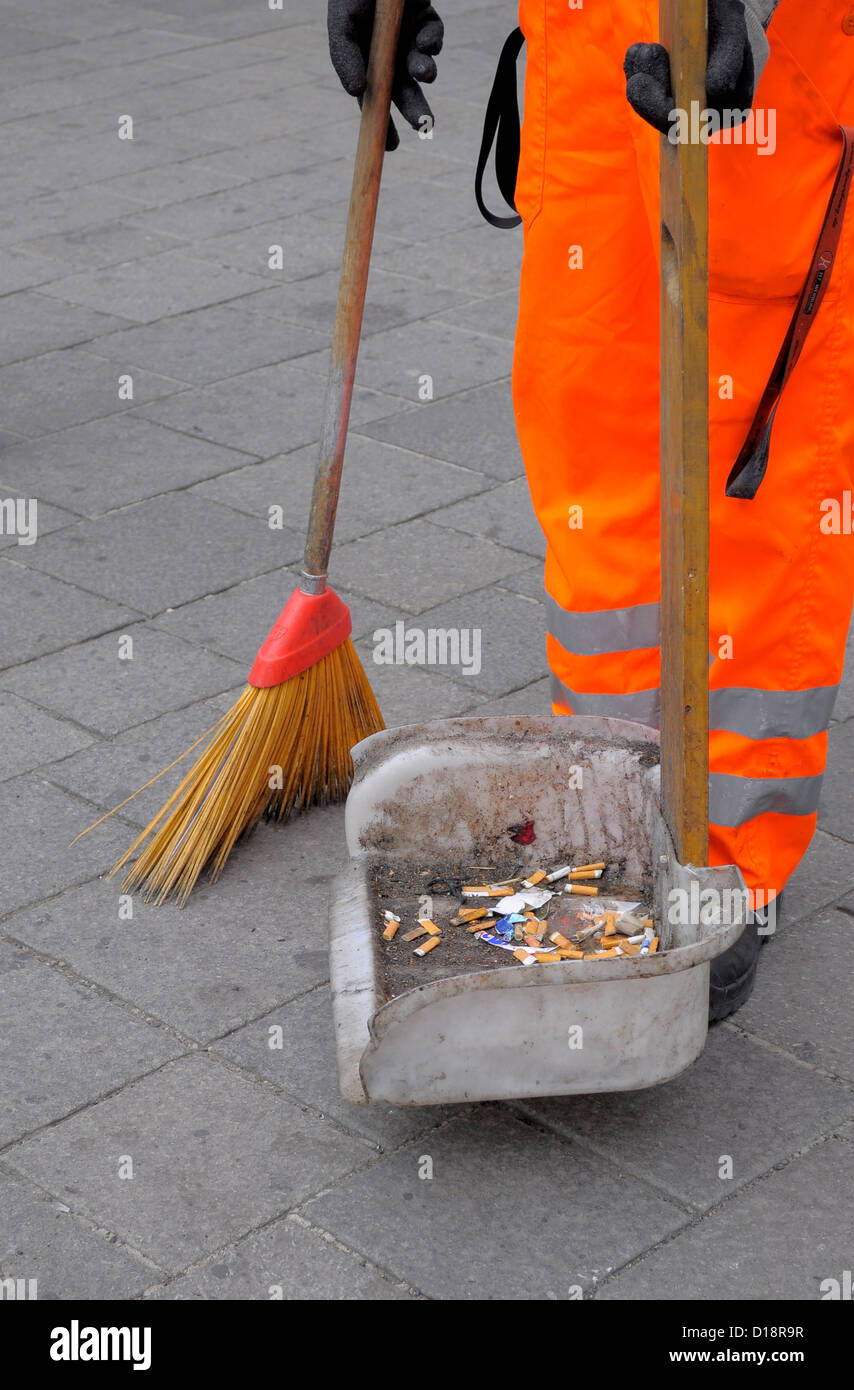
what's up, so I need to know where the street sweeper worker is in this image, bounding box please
[328,0,854,1019]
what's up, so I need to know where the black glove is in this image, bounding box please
[328,0,444,151]
[624,0,757,137]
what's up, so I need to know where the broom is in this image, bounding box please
[93,0,406,904]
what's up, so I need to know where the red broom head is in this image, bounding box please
[248,585,352,688]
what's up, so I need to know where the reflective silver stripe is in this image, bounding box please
[709,686,838,740]
[551,674,661,726]
[546,594,660,656]
[709,773,822,827]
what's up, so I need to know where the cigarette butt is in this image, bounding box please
[599,937,620,950]
[382,921,400,940]
[467,921,489,933]
[549,931,571,948]
[524,933,542,949]
[567,884,598,897]
[522,869,548,887]
[648,937,659,953]
[463,886,512,897]
[536,952,562,963]
[514,925,525,941]
[620,942,641,955]
[414,936,440,957]
[574,861,606,872]
[588,949,619,958]
[557,948,585,960]
[417,918,442,936]
[567,868,603,880]
[513,948,537,965]
[574,923,600,943]
[402,926,428,942]
[458,906,487,922]
[641,918,654,928]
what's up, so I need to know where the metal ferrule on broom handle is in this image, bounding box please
[300,0,406,596]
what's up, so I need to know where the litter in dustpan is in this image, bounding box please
[376,858,657,971]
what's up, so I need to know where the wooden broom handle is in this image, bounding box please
[301,0,406,589]
[659,0,710,865]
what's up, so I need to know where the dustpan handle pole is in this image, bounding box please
[301,0,405,590]
[659,0,710,865]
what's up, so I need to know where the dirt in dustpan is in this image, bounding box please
[371,858,655,1001]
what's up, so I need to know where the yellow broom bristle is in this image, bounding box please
[107,639,383,905]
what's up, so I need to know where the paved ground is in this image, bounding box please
[0,0,853,1302]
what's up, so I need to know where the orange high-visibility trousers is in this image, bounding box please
[513,0,854,899]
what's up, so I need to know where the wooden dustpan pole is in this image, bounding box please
[659,0,710,866]
[301,0,405,593]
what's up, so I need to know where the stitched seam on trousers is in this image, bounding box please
[526,0,547,234]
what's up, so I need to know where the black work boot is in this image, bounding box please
[708,895,780,1023]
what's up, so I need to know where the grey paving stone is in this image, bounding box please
[734,898,854,1082]
[39,250,267,324]
[94,302,326,386]
[783,829,854,926]
[298,320,514,402]
[834,623,854,722]
[0,291,131,368]
[135,363,405,460]
[516,1027,854,1213]
[430,476,545,560]
[151,1215,414,1300]
[316,177,484,243]
[16,494,302,614]
[244,268,468,341]
[128,160,354,242]
[0,23,69,59]
[0,559,136,668]
[364,380,524,480]
[205,123,357,182]
[331,518,530,614]
[0,348,184,438]
[150,569,397,667]
[598,1127,854,1300]
[188,207,400,285]
[474,676,552,716]
[0,691,93,781]
[376,587,546,698]
[191,435,490,542]
[0,773,136,917]
[0,496,79,552]
[214,985,465,1150]
[818,719,854,843]
[0,246,64,295]
[43,698,237,828]
[352,639,485,725]
[431,288,520,340]
[305,1105,688,1299]
[0,414,253,517]
[7,1054,371,1272]
[0,186,141,244]
[2,625,246,737]
[3,807,346,1043]
[0,1168,156,1300]
[499,564,545,601]
[0,940,182,1146]
[374,224,523,298]
[6,124,224,197]
[17,220,179,272]
[0,58,197,127]
[92,154,250,210]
